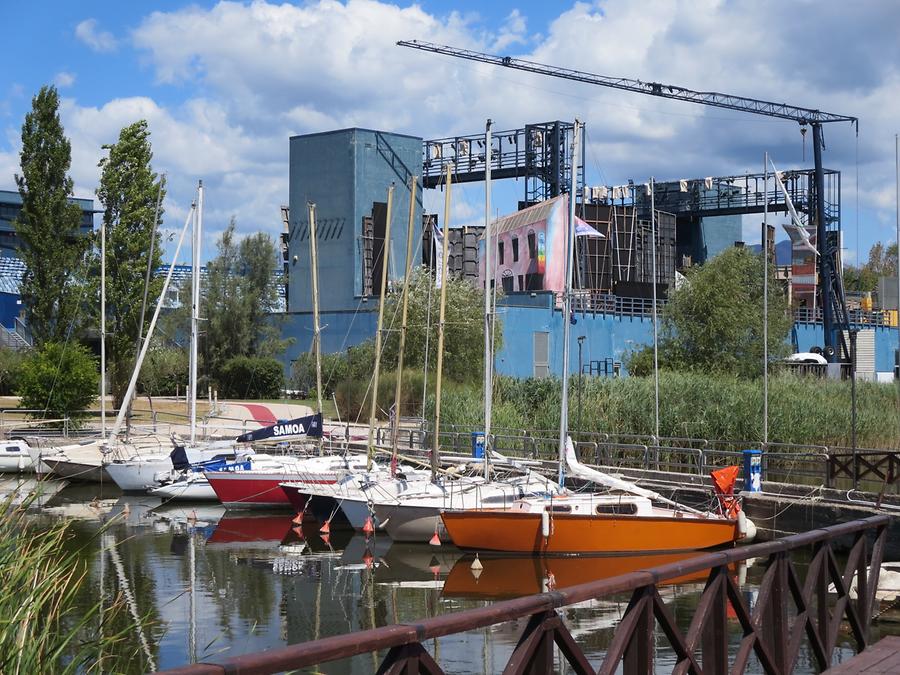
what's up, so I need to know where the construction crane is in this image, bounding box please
[397,39,858,363]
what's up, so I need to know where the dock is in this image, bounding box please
[826,636,900,673]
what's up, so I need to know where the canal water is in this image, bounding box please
[9,479,897,674]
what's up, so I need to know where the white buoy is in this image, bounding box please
[470,553,483,580]
[737,511,757,544]
[541,510,551,538]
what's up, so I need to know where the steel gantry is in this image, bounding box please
[398,39,858,362]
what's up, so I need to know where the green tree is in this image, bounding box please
[379,266,503,381]
[843,241,898,292]
[203,219,288,379]
[17,342,98,422]
[96,120,164,408]
[652,246,792,378]
[14,85,90,345]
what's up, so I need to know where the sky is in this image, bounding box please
[1,0,898,265]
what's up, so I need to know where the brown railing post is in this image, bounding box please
[700,567,729,673]
[761,552,789,673]
[620,586,655,675]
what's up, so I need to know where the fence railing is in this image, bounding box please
[154,515,889,675]
[419,424,900,493]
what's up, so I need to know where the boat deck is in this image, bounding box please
[826,637,900,673]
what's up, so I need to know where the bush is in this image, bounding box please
[291,351,350,398]
[0,347,26,395]
[335,369,428,423]
[218,356,285,399]
[17,342,98,423]
[138,347,188,396]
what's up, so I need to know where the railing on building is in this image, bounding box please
[154,515,888,675]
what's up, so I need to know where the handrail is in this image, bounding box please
[155,515,889,675]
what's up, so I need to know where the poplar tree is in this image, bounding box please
[203,219,287,379]
[96,121,164,408]
[14,85,89,344]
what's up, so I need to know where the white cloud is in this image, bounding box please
[54,72,76,88]
[34,0,900,263]
[75,18,118,53]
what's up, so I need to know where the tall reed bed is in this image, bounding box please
[0,496,145,672]
[430,372,900,448]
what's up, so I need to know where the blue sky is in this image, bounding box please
[1,1,898,265]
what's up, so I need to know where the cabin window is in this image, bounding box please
[498,241,505,265]
[549,504,571,513]
[528,232,536,259]
[512,237,519,262]
[595,503,639,515]
[5,446,18,453]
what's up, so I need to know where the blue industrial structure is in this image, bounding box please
[281,128,423,370]
[491,293,899,379]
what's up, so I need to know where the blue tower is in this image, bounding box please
[282,128,423,361]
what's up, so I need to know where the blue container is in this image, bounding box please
[471,431,485,459]
[743,449,762,492]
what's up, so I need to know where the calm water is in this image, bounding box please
[6,478,893,674]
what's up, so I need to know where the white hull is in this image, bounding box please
[339,496,379,530]
[376,502,448,543]
[106,456,172,491]
[0,440,35,473]
[371,473,560,543]
[150,477,217,501]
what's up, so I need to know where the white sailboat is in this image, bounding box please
[34,186,199,484]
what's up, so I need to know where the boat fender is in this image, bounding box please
[541,510,551,538]
[737,511,758,544]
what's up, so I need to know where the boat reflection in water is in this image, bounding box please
[442,552,736,600]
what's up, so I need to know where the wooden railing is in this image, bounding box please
[827,450,900,489]
[154,515,888,675]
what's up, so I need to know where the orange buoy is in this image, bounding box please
[319,520,330,534]
[363,516,375,535]
[362,550,374,569]
[429,531,441,546]
[292,512,304,526]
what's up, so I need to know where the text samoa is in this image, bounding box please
[273,423,306,436]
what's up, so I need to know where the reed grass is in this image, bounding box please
[430,372,900,449]
[0,497,147,673]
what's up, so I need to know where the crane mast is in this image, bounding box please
[398,39,858,362]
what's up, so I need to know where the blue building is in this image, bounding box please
[0,190,96,333]
[281,128,423,365]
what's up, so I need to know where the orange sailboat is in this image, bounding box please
[440,440,754,555]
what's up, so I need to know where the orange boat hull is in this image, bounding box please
[440,510,739,554]
[443,552,719,599]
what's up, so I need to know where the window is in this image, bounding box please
[528,232,536,259]
[498,241,505,265]
[595,503,638,515]
[512,237,519,262]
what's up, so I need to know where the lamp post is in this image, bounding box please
[577,335,586,435]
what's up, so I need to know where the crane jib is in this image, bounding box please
[396,40,856,126]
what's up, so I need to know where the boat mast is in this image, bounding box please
[432,163,453,479]
[390,175,418,473]
[108,203,195,445]
[189,181,202,445]
[307,202,325,457]
[100,192,106,439]
[558,121,581,487]
[366,184,394,471]
[483,119,493,481]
